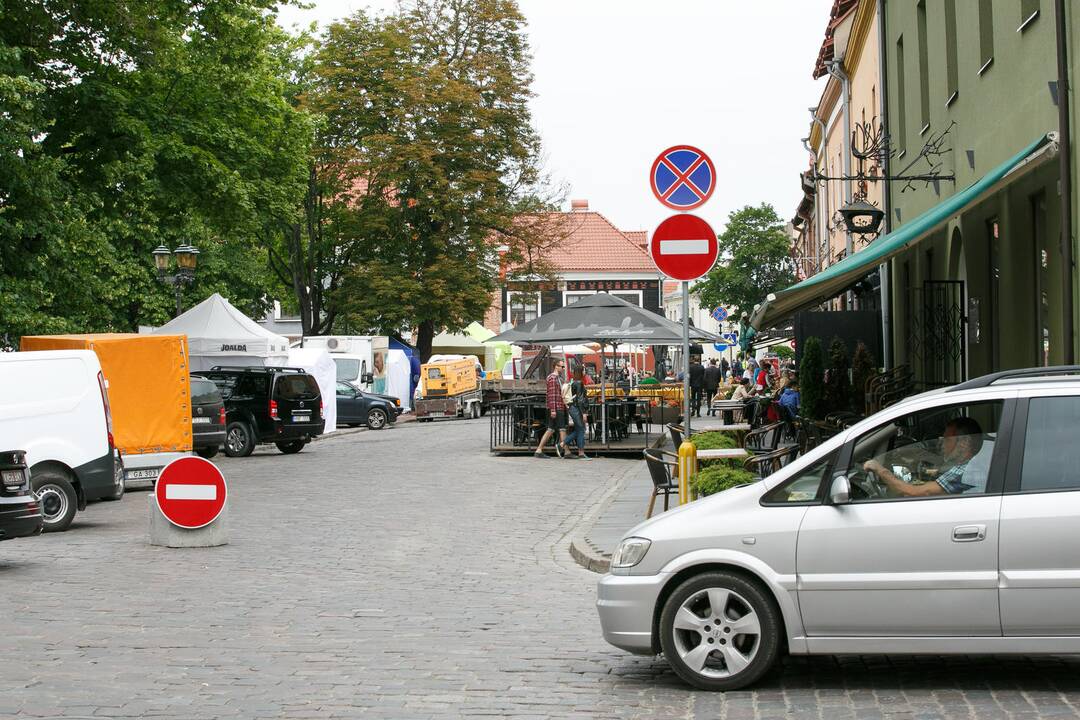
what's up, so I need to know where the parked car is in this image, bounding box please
[0,450,43,542]
[0,350,123,532]
[190,375,227,459]
[201,366,325,457]
[336,381,400,429]
[597,366,1080,691]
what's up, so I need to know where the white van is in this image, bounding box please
[302,336,389,393]
[0,350,124,531]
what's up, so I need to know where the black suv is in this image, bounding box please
[202,367,325,457]
[0,450,43,542]
[190,375,227,459]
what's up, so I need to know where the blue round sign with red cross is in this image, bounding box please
[650,145,716,211]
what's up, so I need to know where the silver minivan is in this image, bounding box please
[597,367,1080,690]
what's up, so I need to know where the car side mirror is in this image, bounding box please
[362,373,374,384]
[829,475,851,505]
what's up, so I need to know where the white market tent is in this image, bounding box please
[286,347,338,434]
[154,293,289,371]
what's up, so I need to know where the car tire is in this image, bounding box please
[31,469,78,533]
[104,457,125,501]
[275,440,306,454]
[470,403,481,419]
[367,408,388,430]
[195,446,220,459]
[224,421,256,458]
[659,571,782,691]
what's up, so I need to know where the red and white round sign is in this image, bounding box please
[154,456,227,529]
[650,214,719,281]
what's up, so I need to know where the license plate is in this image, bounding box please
[192,417,212,424]
[428,412,445,418]
[2,469,24,487]
[292,414,310,423]
[127,468,159,480]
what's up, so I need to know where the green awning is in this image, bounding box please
[750,133,1057,330]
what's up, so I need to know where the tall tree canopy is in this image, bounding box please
[299,0,549,359]
[0,0,312,344]
[695,203,796,320]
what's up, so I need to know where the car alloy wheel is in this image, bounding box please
[659,571,781,691]
[31,470,78,532]
[367,408,387,429]
[225,422,255,458]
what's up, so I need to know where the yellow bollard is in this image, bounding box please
[677,440,697,505]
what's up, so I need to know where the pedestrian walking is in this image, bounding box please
[688,356,705,417]
[534,359,568,458]
[703,359,721,416]
[732,355,743,381]
[720,356,730,382]
[566,364,592,460]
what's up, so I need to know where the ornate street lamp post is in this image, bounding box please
[152,243,200,317]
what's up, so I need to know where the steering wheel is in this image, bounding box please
[849,466,890,499]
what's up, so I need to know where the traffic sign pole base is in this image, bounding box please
[148,496,228,548]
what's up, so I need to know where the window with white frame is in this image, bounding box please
[564,292,593,306]
[507,291,540,326]
[611,292,642,306]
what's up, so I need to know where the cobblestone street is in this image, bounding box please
[5,419,1080,719]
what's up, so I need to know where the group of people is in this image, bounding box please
[534,359,593,460]
[685,355,801,423]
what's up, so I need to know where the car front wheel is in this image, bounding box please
[32,469,78,533]
[224,422,256,458]
[659,571,781,691]
[367,408,388,430]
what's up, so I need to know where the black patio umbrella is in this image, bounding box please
[489,292,721,346]
[490,293,720,444]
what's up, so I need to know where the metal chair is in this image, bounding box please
[744,421,783,455]
[743,444,801,479]
[667,423,685,449]
[643,448,679,518]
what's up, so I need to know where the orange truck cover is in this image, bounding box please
[20,334,192,454]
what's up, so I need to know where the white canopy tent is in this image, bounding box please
[286,347,337,434]
[385,349,412,412]
[154,293,289,371]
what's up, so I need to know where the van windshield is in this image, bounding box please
[276,374,320,400]
[334,358,360,381]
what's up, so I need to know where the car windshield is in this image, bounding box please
[276,374,320,400]
[334,358,360,381]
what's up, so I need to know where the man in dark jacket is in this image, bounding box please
[688,357,706,417]
[720,356,730,382]
[703,359,722,416]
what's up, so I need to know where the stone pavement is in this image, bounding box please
[571,414,733,573]
[4,417,1080,719]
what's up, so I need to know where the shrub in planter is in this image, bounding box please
[692,464,757,497]
[690,431,738,450]
[799,336,826,420]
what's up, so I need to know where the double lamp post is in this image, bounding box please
[152,243,200,317]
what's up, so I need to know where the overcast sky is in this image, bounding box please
[277,0,833,235]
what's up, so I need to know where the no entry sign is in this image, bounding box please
[650,145,716,211]
[650,214,719,281]
[154,456,227,529]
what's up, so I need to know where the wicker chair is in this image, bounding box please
[643,448,679,518]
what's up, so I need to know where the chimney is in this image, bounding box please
[570,199,589,212]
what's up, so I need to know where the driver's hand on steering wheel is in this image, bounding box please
[862,459,885,475]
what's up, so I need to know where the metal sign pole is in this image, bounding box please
[682,281,691,438]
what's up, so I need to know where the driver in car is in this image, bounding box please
[862,416,984,497]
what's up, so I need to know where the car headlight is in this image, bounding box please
[611,537,651,569]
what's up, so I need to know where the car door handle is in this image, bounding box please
[952,524,987,542]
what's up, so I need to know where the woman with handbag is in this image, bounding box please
[565,364,592,460]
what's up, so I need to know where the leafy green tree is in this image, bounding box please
[306,0,547,359]
[0,0,312,341]
[695,203,796,319]
[799,336,825,420]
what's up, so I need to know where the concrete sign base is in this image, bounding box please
[148,495,228,548]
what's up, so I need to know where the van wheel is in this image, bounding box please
[225,422,256,458]
[32,470,78,533]
[104,458,125,501]
[470,403,481,419]
[195,446,220,459]
[367,408,388,430]
[659,571,781,691]
[275,440,306,454]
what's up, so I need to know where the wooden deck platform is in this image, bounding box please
[491,425,666,457]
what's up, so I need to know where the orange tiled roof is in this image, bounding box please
[812,0,858,79]
[548,212,657,272]
[625,230,648,253]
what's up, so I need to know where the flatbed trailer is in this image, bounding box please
[415,389,483,421]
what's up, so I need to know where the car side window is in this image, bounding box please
[846,400,1004,502]
[761,452,836,504]
[1019,396,1080,492]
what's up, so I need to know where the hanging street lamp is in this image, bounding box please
[152,244,200,317]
